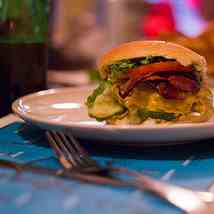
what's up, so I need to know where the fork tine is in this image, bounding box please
[46,131,73,169]
[48,131,102,173]
[48,131,80,167]
[46,131,63,157]
[52,131,79,167]
[67,133,89,156]
[56,132,85,167]
[65,133,98,166]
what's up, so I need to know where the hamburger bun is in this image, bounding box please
[98,41,207,82]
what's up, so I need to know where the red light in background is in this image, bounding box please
[140,2,176,38]
[188,0,202,9]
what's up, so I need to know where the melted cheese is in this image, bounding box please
[123,87,212,115]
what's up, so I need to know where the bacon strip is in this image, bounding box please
[157,82,185,100]
[168,76,199,92]
[119,61,195,98]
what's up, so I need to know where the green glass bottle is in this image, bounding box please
[0,0,49,116]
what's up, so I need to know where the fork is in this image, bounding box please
[46,131,212,213]
[46,131,110,175]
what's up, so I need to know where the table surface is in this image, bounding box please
[1,114,214,213]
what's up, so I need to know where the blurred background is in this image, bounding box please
[48,0,214,87]
[1,0,214,116]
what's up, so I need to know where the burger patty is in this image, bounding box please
[119,61,200,99]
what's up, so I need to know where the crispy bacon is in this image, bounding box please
[157,82,185,100]
[119,61,198,99]
[168,76,199,92]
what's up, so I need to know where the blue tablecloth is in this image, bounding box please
[1,122,214,213]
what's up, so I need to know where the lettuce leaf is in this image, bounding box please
[108,56,174,82]
[109,59,136,82]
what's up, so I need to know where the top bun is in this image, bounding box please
[98,40,207,81]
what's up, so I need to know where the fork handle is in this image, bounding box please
[134,175,207,213]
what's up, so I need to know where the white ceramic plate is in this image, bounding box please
[12,86,214,146]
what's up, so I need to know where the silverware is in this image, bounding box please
[46,131,212,213]
[46,131,109,174]
[208,182,214,193]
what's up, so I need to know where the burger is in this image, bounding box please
[86,41,213,125]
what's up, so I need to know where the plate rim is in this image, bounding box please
[12,86,214,132]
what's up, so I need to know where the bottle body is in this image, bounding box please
[0,0,48,116]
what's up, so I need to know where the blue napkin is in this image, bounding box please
[0,122,214,213]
